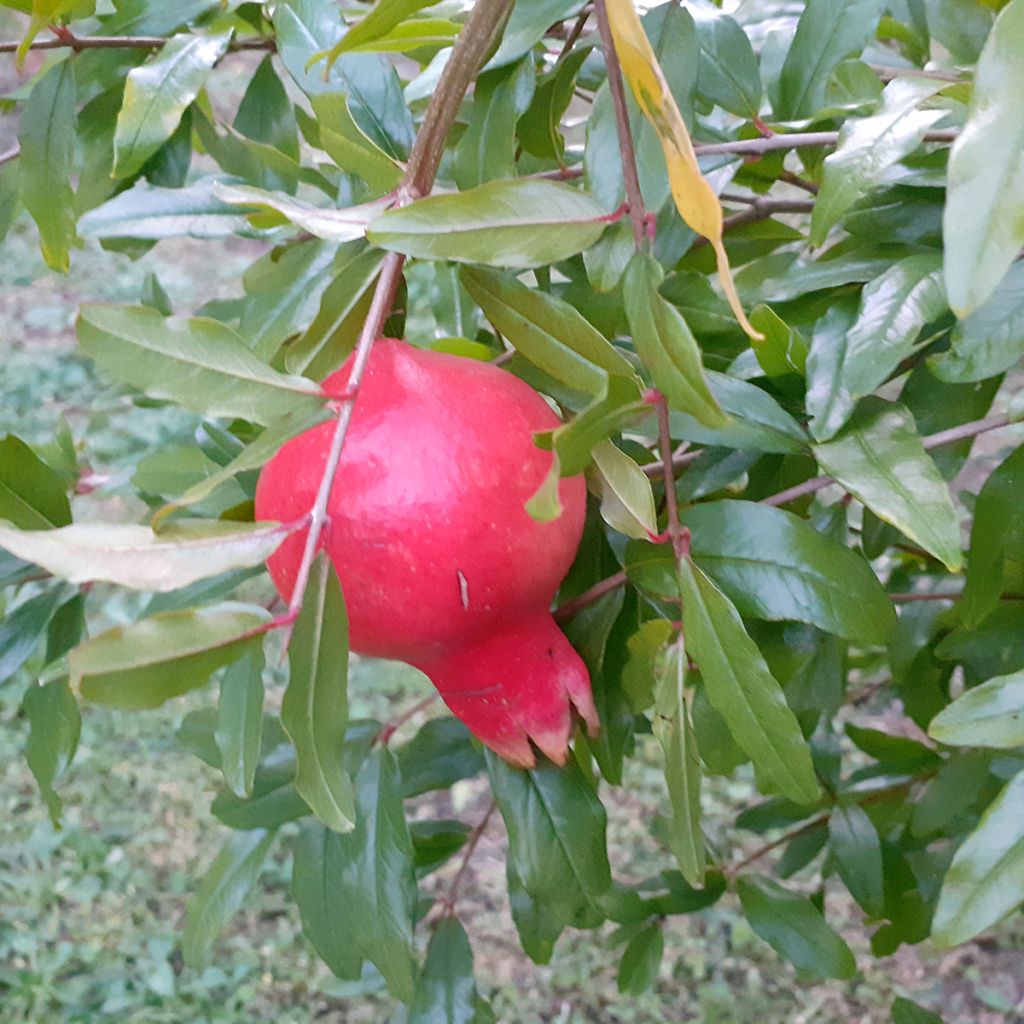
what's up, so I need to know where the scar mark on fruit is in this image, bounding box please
[457,568,470,610]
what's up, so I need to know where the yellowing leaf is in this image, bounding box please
[16,1,78,67]
[605,0,762,341]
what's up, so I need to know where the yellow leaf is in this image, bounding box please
[16,0,78,67]
[605,0,762,341]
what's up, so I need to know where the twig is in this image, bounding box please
[376,693,441,746]
[0,144,18,167]
[692,128,957,158]
[890,590,1024,603]
[654,395,688,563]
[554,6,591,64]
[777,169,819,195]
[870,64,962,83]
[641,445,702,479]
[0,32,275,53]
[439,799,498,917]
[282,0,514,638]
[690,197,816,250]
[554,570,628,623]
[593,0,647,248]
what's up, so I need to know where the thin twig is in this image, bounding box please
[0,144,18,167]
[777,169,819,195]
[690,197,816,250]
[440,799,498,917]
[554,571,628,623]
[376,693,441,746]
[282,0,514,638]
[554,6,591,64]
[891,590,1024,603]
[692,128,957,158]
[593,0,647,248]
[870,64,962,83]
[654,395,688,563]
[641,445,702,479]
[0,33,275,53]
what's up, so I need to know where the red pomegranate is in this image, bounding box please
[255,338,599,767]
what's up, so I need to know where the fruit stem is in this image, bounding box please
[281,0,515,639]
[438,799,498,918]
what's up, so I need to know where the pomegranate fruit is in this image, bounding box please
[255,338,599,767]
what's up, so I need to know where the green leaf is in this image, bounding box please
[748,305,808,379]
[693,8,762,118]
[71,603,269,709]
[154,408,331,526]
[621,618,674,713]
[283,557,355,833]
[284,246,384,378]
[113,31,232,179]
[679,558,820,805]
[518,48,588,162]
[216,649,265,799]
[892,997,945,1024]
[234,55,300,161]
[943,0,1024,316]
[315,0,442,63]
[681,501,894,643]
[736,874,857,978]
[18,60,76,271]
[811,77,946,245]
[487,0,583,68]
[273,0,414,157]
[291,748,417,997]
[22,678,80,827]
[590,440,657,540]
[212,768,310,831]
[411,819,471,874]
[460,264,635,396]
[0,435,71,529]
[812,399,962,571]
[0,520,291,592]
[624,253,726,428]
[845,723,939,769]
[78,178,261,240]
[775,0,888,119]
[0,589,67,685]
[309,94,403,193]
[829,803,885,917]
[959,443,1024,627]
[454,59,535,190]
[340,17,460,53]
[928,671,1024,749]
[407,917,495,1024]
[807,254,946,441]
[368,180,609,269]
[182,829,275,969]
[397,717,485,799]
[653,640,704,885]
[214,181,388,242]
[932,770,1024,945]
[486,751,612,924]
[616,921,664,996]
[912,751,994,839]
[76,304,325,426]
[931,262,1024,383]
[506,860,565,964]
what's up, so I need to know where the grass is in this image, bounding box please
[1,207,1023,1024]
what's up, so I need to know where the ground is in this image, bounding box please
[0,106,1023,1024]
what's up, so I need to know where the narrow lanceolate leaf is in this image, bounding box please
[590,440,658,540]
[775,0,887,120]
[407,917,495,1024]
[214,182,389,242]
[283,557,355,833]
[113,32,232,179]
[812,399,962,571]
[487,751,612,925]
[292,750,417,998]
[617,921,664,996]
[18,61,76,271]
[929,671,1024,749]
[0,588,66,685]
[0,435,71,529]
[653,639,704,886]
[154,409,331,527]
[310,94,403,193]
[811,78,946,245]
[680,501,895,644]
[183,829,275,969]
[71,604,270,709]
[460,264,636,395]
[807,254,946,441]
[76,305,324,426]
[0,520,292,592]
[737,874,857,978]
[368,179,608,269]
[23,678,81,827]
[944,0,1024,316]
[692,8,762,118]
[829,804,885,918]
[959,443,1024,627]
[623,252,727,427]
[932,771,1024,946]
[605,0,760,340]
[748,305,807,379]
[216,649,265,799]
[679,559,820,805]
[931,262,1024,383]
[314,0,442,65]
[78,179,262,241]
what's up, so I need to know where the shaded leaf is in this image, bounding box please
[407,917,495,1024]
[23,678,80,826]
[398,717,486,799]
[0,435,71,530]
[829,803,885,917]
[216,649,265,798]
[590,440,657,540]
[693,9,761,118]
[0,589,69,685]
[617,921,664,996]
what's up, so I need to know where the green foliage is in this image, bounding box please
[1,0,1023,1019]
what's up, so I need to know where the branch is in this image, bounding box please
[690,197,816,250]
[0,32,275,53]
[553,570,628,623]
[890,590,1024,603]
[593,0,647,248]
[439,799,498,917]
[692,128,958,158]
[283,0,514,633]
[376,693,440,747]
[0,144,18,167]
